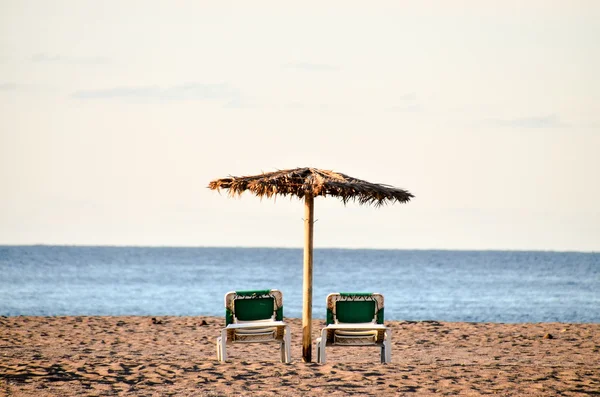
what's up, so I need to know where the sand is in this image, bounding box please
[1,316,598,396]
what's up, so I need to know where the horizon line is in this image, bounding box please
[0,244,597,254]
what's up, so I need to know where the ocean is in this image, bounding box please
[0,246,598,323]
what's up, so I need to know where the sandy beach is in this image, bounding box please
[1,316,598,396]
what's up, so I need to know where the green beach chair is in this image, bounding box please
[216,289,291,363]
[316,292,391,364]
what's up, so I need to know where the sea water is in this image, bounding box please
[0,246,598,323]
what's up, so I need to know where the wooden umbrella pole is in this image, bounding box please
[302,194,314,362]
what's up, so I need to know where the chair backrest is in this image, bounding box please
[224,289,283,326]
[326,292,384,325]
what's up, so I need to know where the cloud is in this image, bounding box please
[398,92,417,101]
[387,104,421,112]
[72,83,242,103]
[0,83,42,93]
[585,121,600,129]
[284,61,340,72]
[486,114,568,128]
[386,93,421,112]
[223,97,258,109]
[283,92,421,113]
[31,53,110,65]
[283,102,333,111]
[0,83,19,91]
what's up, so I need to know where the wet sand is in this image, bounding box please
[1,316,598,396]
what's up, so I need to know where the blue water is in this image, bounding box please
[0,246,598,323]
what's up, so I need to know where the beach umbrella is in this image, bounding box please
[208,167,413,362]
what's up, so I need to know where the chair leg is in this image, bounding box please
[384,329,392,363]
[218,329,228,362]
[216,337,221,361]
[316,337,323,363]
[316,327,328,364]
[284,326,291,363]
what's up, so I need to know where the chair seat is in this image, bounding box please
[234,326,277,342]
[235,326,278,334]
[334,328,378,345]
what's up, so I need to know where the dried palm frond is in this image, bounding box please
[208,167,413,206]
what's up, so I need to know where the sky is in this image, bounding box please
[1,1,599,251]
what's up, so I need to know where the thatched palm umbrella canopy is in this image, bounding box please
[209,167,413,362]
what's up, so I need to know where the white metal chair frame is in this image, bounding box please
[316,292,391,364]
[216,289,291,363]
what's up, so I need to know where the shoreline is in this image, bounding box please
[1,316,599,396]
[4,315,600,324]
